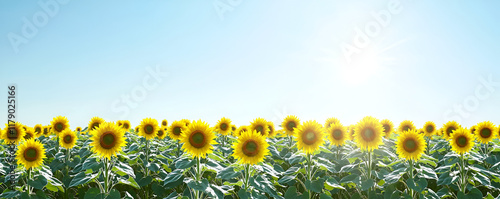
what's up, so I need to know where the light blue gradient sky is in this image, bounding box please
[1,1,499,129]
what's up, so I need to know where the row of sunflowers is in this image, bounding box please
[1,116,500,199]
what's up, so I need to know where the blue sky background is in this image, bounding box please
[1,0,499,130]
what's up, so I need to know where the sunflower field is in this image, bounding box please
[1,116,500,199]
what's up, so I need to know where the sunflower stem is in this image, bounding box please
[307,153,313,199]
[176,140,181,158]
[426,137,431,155]
[244,164,250,191]
[66,148,70,163]
[336,145,341,160]
[145,140,150,199]
[221,135,225,157]
[409,160,414,198]
[27,168,32,195]
[288,135,293,148]
[104,158,109,194]
[194,156,202,199]
[460,153,466,193]
[56,136,60,153]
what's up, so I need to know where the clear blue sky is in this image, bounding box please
[1,1,499,129]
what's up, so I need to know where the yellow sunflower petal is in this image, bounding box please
[396,129,426,161]
[232,130,269,165]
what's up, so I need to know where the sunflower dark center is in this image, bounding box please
[456,136,467,147]
[232,126,236,131]
[383,124,390,133]
[100,132,116,149]
[426,125,434,133]
[92,123,99,130]
[242,140,259,157]
[332,129,343,140]
[189,131,206,148]
[480,128,491,138]
[302,131,317,145]
[24,133,32,139]
[446,127,456,137]
[403,138,417,153]
[361,128,376,141]
[35,127,41,133]
[158,130,164,137]
[7,127,18,139]
[162,121,167,126]
[173,127,182,135]
[123,124,129,129]
[268,126,274,134]
[287,122,296,131]
[64,135,72,143]
[220,123,228,131]
[403,126,410,132]
[145,125,154,134]
[24,148,37,162]
[256,125,264,133]
[55,123,64,132]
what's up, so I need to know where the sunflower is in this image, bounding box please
[231,125,237,134]
[34,124,43,137]
[168,120,185,140]
[497,125,500,138]
[422,121,436,138]
[88,117,105,133]
[380,119,394,138]
[294,120,325,154]
[51,116,69,135]
[348,125,356,140]
[134,126,140,133]
[442,121,460,140]
[282,115,300,136]
[2,122,26,144]
[235,126,250,137]
[138,118,159,140]
[324,117,341,128]
[42,126,51,136]
[117,120,123,127]
[181,119,191,126]
[180,120,217,158]
[75,127,82,132]
[250,118,270,137]
[16,139,46,170]
[449,128,474,154]
[59,129,78,149]
[354,116,384,151]
[474,121,497,144]
[24,127,36,140]
[215,117,232,135]
[157,129,167,139]
[232,130,269,165]
[398,120,416,133]
[267,121,277,137]
[161,119,168,127]
[470,125,477,136]
[121,120,131,130]
[89,122,127,159]
[396,129,426,161]
[327,123,348,146]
